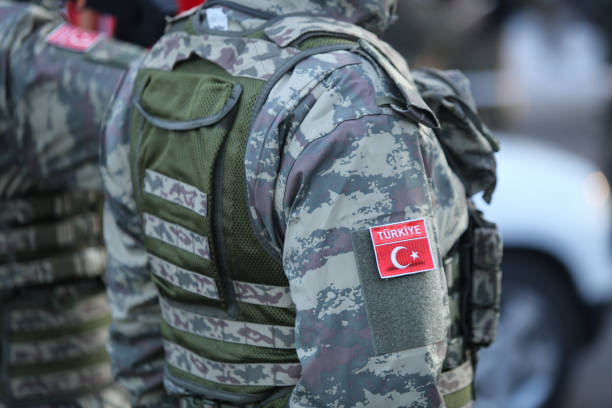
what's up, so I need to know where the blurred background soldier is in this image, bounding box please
[0,1,143,406]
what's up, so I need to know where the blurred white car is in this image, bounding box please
[473,135,612,408]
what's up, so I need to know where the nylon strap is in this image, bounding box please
[443,384,473,408]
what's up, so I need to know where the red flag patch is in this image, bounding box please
[369,218,436,279]
[46,23,104,52]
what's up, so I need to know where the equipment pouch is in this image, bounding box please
[467,208,503,347]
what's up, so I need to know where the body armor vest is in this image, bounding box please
[131,5,501,407]
[0,191,113,407]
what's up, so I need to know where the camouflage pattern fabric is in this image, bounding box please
[0,2,144,406]
[205,0,398,35]
[159,296,296,349]
[100,1,497,407]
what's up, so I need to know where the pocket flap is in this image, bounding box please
[136,71,242,131]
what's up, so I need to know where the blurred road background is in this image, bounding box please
[385,1,612,407]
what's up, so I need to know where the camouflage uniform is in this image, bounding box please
[102,1,498,407]
[0,2,143,406]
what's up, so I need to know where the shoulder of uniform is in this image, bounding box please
[163,3,202,34]
[263,15,438,129]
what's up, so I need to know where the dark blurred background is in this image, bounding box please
[385,0,612,177]
[385,1,612,407]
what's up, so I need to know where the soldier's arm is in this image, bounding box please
[0,1,143,194]
[276,66,469,406]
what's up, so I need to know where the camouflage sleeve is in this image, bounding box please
[0,1,140,196]
[101,56,176,407]
[271,61,468,406]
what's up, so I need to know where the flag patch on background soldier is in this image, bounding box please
[46,23,104,52]
[369,219,435,279]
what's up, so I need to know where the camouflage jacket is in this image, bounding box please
[102,1,475,407]
[0,2,143,406]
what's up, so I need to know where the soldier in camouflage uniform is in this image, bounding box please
[100,0,502,407]
[0,1,144,406]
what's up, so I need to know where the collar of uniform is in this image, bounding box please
[203,0,395,35]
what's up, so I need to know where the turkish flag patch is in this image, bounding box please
[369,218,436,279]
[46,23,104,52]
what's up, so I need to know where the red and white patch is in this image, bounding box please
[369,218,436,279]
[46,23,104,52]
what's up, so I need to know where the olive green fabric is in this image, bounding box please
[443,384,473,408]
[132,63,233,307]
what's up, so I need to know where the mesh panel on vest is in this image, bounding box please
[177,58,293,324]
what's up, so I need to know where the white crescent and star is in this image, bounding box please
[390,246,420,269]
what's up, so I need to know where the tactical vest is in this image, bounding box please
[0,3,144,405]
[0,191,114,407]
[131,5,501,407]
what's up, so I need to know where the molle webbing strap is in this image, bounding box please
[1,287,113,404]
[443,251,467,371]
[149,253,294,308]
[160,296,295,349]
[163,340,300,387]
[439,360,474,408]
[0,212,102,257]
[0,246,106,291]
[0,191,102,226]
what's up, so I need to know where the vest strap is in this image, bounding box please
[144,168,209,217]
[439,360,474,408]
[0,212,101,256]
[143,213,210,260]
[232,281,293,308]
[0,246,105,291]
[164,340,301,387]
[160,297,295,349]
[149,254,293,308]
[1,288,112,403]
[0,191,101,225]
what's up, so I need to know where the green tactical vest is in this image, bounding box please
[130,6,501,408]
